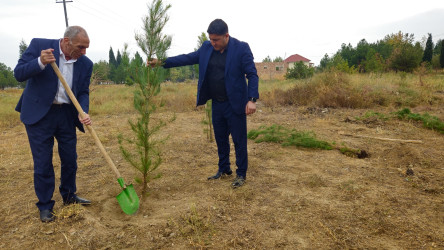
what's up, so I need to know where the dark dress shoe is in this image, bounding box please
[63,195,91,205]
[208,169,233,180]
[40,209,55,222]
[231,175,246,188]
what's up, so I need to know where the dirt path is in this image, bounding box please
[1,105,443,249]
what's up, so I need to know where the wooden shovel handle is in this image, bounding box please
[50,62,122,179]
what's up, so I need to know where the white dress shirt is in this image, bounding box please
[38,39,77,104]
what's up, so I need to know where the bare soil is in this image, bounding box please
[1,104,443,249]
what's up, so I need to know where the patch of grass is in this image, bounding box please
[305,174,327,188]
[247,124,333,150]
[0,89,22,128]
[356,111,389,121]
[170,203,215,248]
[55,204,84,220]
[394,108,444,134]
[248,124,369,158]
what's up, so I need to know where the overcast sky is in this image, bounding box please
[1,0,444,69]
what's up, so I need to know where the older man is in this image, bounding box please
[15,26,93,222]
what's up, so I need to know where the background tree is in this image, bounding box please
[127,51,145,85]
[119,0,172,197]
[285,61,314,79]
[0,63,18,89]
[109,47,117,82]
[109,47,117,67]
[17,39,29,87]
[19,39,28,59]
[193,32,208,78]
[273,56,283,62]
[195,32,208,51]
[116,50,122,67]
[354,39,370,71]
[422,33,433,63]
[319,54,331,71]
[362,49,385,73]
[262,55,272,62]
[114,50,126,84]
[433,39,442,55]
[440,41,444,68]
[385,32,423,72]
[92,60,110,83]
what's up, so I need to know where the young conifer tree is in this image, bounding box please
[118,0,172,197]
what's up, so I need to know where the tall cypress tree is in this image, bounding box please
[422,33,433,63]
[440,41,444,68]
[116,50,122,66]
[109,47,117,67]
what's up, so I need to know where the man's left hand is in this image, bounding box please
[78,112,92,126]
[245,101,256,115]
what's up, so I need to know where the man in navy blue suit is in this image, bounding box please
[15,26,93,222]
[157,19,259,188]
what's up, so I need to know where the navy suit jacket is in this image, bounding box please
[14,38,93,132]
[164,36,259,114]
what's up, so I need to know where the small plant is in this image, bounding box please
[201,100,213,142]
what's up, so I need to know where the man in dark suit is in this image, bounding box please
[14,26,93,222]
[160,19,259,188]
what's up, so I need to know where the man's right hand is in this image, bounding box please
[40,49,56,65]
[147,58,161,67]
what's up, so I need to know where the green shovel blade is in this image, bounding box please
[116,178,140,215]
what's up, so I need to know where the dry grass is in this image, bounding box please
[0,89,21,128]
[261,71,444,109]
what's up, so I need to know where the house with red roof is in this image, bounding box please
[284,54,314,68]
[255,54,313,80]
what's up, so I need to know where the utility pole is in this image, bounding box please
[56,0,73,27]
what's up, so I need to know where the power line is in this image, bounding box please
[56,0,73,27]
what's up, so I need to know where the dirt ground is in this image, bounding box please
[1,103,443,249]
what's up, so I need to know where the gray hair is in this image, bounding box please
[64,26,88,40]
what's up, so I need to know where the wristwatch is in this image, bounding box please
[249,97,257,103]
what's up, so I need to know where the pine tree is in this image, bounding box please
[19,39,28,59]
[116,50,122,66]
[109,47,117,67]
[119,0,172,197]
[440,42,444,68]
[422,33,433,63]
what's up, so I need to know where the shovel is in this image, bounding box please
[50,62,139,215]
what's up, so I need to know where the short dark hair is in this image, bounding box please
[207,19,228,35]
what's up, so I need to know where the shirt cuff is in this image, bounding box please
[38,57,46,70]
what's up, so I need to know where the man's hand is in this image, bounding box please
[245,101,256,115]
[78,112,92,126]
[40,49,56,65]
[147,58,161,67]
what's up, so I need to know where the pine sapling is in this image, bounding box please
[118,0,172,198]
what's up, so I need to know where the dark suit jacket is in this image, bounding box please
[14,38,93,132]
[164,36,259,114]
